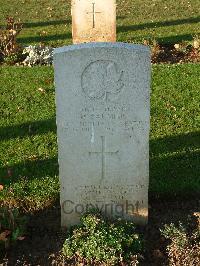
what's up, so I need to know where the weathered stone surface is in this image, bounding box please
[54,43,151,227]
[71,0,116,43]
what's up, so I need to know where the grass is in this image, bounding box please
[0,0,199,46]
[0,64,199,210]
[150,64,200,199]
[0,66,59,210]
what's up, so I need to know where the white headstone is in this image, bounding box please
[71,0,116,43]
[54,43,151,227]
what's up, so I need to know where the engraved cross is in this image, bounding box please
[86,2,101,28]
[89,136,119,179]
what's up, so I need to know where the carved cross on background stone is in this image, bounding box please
[86,2,101,28]
[71,0,116,44]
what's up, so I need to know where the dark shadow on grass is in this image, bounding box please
[17,33,71,44]
[118,34,194,46]
[117,16,126,20]
[23,19,71,28]
[0,157,58,182]
[0,20,71,29]
[0,118,57,190]
[157,34,194,43]
[150,131,200,200]
[0,128,199,199]
[0,118,56,141]
[150,131,200,155]
[117,16,200,33]
[118,33,194,44]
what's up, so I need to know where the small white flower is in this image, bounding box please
[23,45,54,66]
[174,44,180,50]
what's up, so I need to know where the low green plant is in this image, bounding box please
[0,207,27,249]
[3,51,25,65]
[160,222,188,248]
[62,212,143,265]
[160,220,200,265]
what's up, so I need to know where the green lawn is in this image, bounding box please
[0,0,199,46]
[0,64,199,211]
[0,0,200,211]
[150,64,200,199]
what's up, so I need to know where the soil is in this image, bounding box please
[151,43,200,64]
[0,199,199,266]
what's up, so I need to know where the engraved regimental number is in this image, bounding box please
[89,136,119,179]
[86,2,101,28]
[82,60,124,101]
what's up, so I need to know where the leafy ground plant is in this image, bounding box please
[160,217,200,266]
[23,45,53,66]
[62,212,143,265]
[0,207,26,250]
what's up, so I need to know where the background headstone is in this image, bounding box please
[54,43,151,227]
[71,0,116,43]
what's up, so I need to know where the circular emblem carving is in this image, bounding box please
[81,60,124,101]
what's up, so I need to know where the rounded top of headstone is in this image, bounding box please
[54,42,150,55]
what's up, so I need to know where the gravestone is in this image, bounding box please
[71,0,116,43]
[54,43,151,227]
